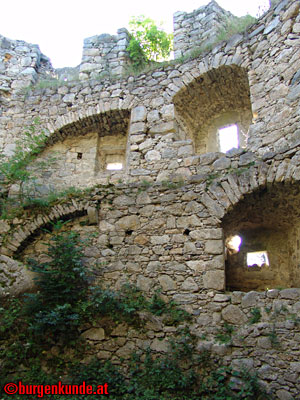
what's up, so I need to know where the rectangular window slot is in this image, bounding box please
[247,251,269,267]
[106,162,123,170]
[218,124,239,153]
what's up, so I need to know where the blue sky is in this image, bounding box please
[2,0,269,68]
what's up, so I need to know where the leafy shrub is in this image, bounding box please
[127,16,173,70]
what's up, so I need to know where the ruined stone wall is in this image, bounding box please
[79,28,131,80]
[0,0,298,183]
[1,1,300,397]
[0,34,54,95]
[173,0,232,58]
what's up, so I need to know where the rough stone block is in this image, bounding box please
[131,106,147,122]
[204,240,223,255]
[203,270,224,290]
[221,305,247,325]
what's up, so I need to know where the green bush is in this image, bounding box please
[127,16,173,70]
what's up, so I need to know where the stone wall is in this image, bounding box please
[0,34,54,95]
[79,28,131,80]
[50,287,300,399]
[1,0,300,397]
[173,0,233,58]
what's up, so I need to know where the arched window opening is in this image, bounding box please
[222,184,300,292]
[173,65,252,154]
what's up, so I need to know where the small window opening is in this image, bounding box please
[219,124,239,153]
[126,230,133,236]
[247,251,269,267]
[226,235,242,254]
[77,152,83,160]
[106,162,123,170]
[183,229,190,236]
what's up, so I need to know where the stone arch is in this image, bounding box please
[198,153,300,292]
[46,108,131,146]
[0,200,96,257]
[173,64,253,154]
[222,182,300,291]
[31,108,131,192]
[197,154,300,292]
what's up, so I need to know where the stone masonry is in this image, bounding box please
[173,0,233,58]
[1,0,300,397]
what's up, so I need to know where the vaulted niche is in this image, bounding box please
[173,65,252,154]
[222,183,300,291]
[36,109,130,191]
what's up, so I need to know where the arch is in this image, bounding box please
[196,152,300,291]
[46,108,131,146]
[29,109,131,193]
[222,182,300,291]
[0,200,95,257]
[173,65,252,154]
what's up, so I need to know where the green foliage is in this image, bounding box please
[0,118,63,219]
[267,327,280,348]
[215,322,235,344]
[0,225,269,400]
[249,307,262,324]
[0,118,48,202]
[127,16,173,70]
[0,118,47,184]
[24,222,90,341]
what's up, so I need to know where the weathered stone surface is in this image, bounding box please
[145,150,161,161]
[150,338,169,353]
[81,328,105,341]
[131,106,147,122]
[181,277,198,291]
[203,270,224,290]
[213,294,230,302]
[241,291,260,308]
[0,221,10,234]
[158,275,177,291]
[204,240,223,255]
[276,390,293,400]
[0,255,35,296]
[111,324,128,336]
[221,305,247,325]
[137,275,152,291]
[279,288,300,299]
[213,156,231,170]
[116,215,140,230]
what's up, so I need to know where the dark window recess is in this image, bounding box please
[183,229,190,236]
[126,230,133,236]
[77,152,83,160]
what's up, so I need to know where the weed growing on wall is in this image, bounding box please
[0,118,61,218]
[0,118,47,198]
[216,15,257,42]
[249,307,262,324]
